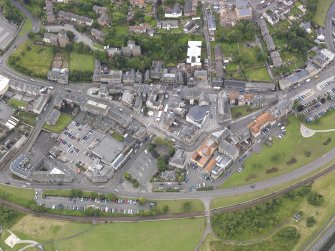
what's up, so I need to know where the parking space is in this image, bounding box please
[0,14,17,50]
[55,121,104,170]
[291,89,314,103]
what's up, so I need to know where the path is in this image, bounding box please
[300,123,335,138]
[195,198,212,251]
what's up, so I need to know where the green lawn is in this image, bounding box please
[8,98,28,108]
[222,115,335,188]
[10,215,205,251]
[69,53,95,72]
[230,106,261,120]
[18,18,32,37]
[313,0,334,26]
[305,109,335,130]
[0,183,35,207]
[9,41,54,78]
[43,113,73,133]
[16,111,37,125]
[155,199,205,214]
[245,66,272,82]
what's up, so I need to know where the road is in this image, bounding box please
[325,0,335,53]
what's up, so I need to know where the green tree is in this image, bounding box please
[183,201,192,211]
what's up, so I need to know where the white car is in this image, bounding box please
[237,167,243,173]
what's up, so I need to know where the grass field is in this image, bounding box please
[155,199,205,214]
[313,0,334,26]
[43,113,73,133]
[69,53,95,72]
[18,18,32,37]
[0,183,35,207]
[7,216,205,251]
[230,106,261,120]
[305,109,335,130]
[245,66,272,82]
[222,115,335,188]
[8,98,28,108]
[16,110,37,125]
[10,41,54,77]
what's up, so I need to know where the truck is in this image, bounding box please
[164,104,169,113]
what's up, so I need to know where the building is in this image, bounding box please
[184,0,193,16]
[247,112,275,137]
[184,20,198,33]
[211,154,232,179]
[82,100,108,116]
[165,3,182,18]
[235,0,252,20]
[169,149,186,169]
[317,28,325,41]
[122,40,141,57]
[207,12,216,31]
[46,109,61,126]
[129,24,150,33]
[46,1,56,24]
[58,10,93,26]
[48,68,69,85]
[31,95,49,114]
[186,105,210,128]
[43,30,69,48]
[91,28,104,42]
[218,140,239,161]
[191,137,217,168]
[186,41,202,67]
[0,74,10,96]
[43,33,58,46]
[157,20,179,30]
[130,0,145,8]
[270,51,283,67]
[93,5,108,14]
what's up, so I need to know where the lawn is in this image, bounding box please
[18,18,32,37]
[69,53,95,72]
[305,109,335,130]
[111,131,124,142]
[155,199,205,214]
[8,98,28,108]
[16,110,37,126]
[0,183,35,207]
[43,113,73,133]
[9,216,205,251]
[230,106,261,120]
[9,41,54,78]
[222,115,335,188]
[313,0,334,26]
[245,66,272,82]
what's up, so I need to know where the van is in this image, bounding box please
[144,150,148,154]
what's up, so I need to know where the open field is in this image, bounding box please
[155,199,205,214]
[305,109,335,130]
[230,106,261,120]
[0,183,34,207]
[69,53,95,72]
[8,98,27,108]
[16,110,37,125]
[313,0,333,26]
[245,66,272,82]
[222,115,335,188]
[9,41,54,78]
[212,158,335,208]
[43,113,73,133]
[6,215,205,251]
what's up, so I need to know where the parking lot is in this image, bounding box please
[0,14,17,50]
[296,77,335,122]
[39,195,150,215]
[55,121,104,170]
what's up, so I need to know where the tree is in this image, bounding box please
[138,197,147,205]
[66,31,75,41]
[307,192,324,206]
[157,155,168,172]
[183,201,192,211]
[106,193,118,201]
[70,189,83,198]
[162,205,169,214]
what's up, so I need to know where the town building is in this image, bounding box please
[186,41,202,67]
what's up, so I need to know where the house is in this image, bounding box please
[264,33,276,51]
[269,99,292,119]
[82,100,108,116]
[317,28,325,41]
[165,3,182,18]
[122,70,136,85]
[207,12,216,31]
[31,95,50,114]
[91,28,105,42]
[235,0,252,20]
[46,1,56,24]
[157,20,179,30]
[194,70,208,81]
[184,20,198,33]
[121,90,135,107]
[93,5,108,14]
[43,33,58,46]
[129,24,150,33]
[300,21,312,34]
[150,60,165,79]
[184,0,193,17]
[48,68,69,84]
[57,30,69,48]
[107,47,121,57]
[130,0,145,8]
[57,10,93,26]
[97,13,109,26]
[247,112,275,137]
[270,50,283,67]
[122,40,141,57]
[191,137,217,169]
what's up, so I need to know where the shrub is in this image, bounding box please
[307,192,324,206]
[278,226,300,240]
[323,138,332,145]
[306,216,316,227]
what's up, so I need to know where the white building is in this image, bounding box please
[0,74,10,96]
[186,41,202,67]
